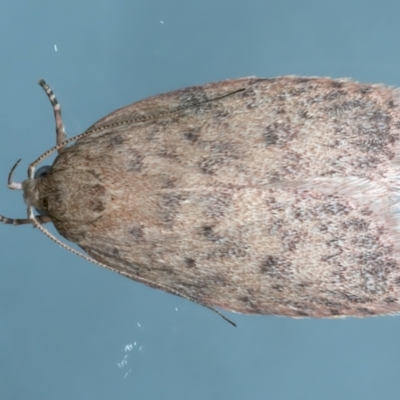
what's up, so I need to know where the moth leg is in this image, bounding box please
[0,214,51,225]
[38,80,67,152]
[7,159,23,190]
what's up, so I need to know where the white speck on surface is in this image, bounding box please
[124,344,133,352]
[160,20,164,24]
[123,369,132,379]
[54,44,57,52]
[117,358,128,368]
[137,322,141,328]
[117,342,143,376]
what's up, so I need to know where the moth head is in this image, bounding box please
[1,157,108,227]
[22,162,109,224]
[22,165,51,216]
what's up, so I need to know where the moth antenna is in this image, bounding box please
[38,80,67,151]
[28,131,89,178]
[27,206,236,327]
[28,86,246,176]
[7,159,23,190]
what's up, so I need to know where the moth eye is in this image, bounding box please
[35,197,49,216]
[34,165,51,179]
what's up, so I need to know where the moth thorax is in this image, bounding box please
[22,178,44,211]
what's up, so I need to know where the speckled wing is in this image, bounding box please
[81,77,255,139]
[50,77,400,317]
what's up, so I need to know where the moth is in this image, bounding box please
[2,76,400,322]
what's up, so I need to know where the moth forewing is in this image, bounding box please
[3,76,400,321]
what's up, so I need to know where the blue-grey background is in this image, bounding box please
[1,1,400,399]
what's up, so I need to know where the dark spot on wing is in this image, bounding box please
[178,86,209,108]
[159,193,186,223]
[323,90,347,101]
[200,225,218,241]
[358,86,372,94]
[294,77,313,84]
[183,130,200,142]
[263,122,298,147]
[342,218,369,231]
[295,310,309,317]
[88,184,106,212]
[357,307,375,315]
[260,255,291,277]
[129,224,144,241]
[110,135,124,146]
[384,296,397,304]
[330,80,345,88]
[129,150,145,172]
[198,141,240,174]
[184,257,196,268]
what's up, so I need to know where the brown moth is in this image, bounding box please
[2,76,400,322]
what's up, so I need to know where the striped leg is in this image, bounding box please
[0,81,62,226]
[0,215,51,225]
[38,80,67,152]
